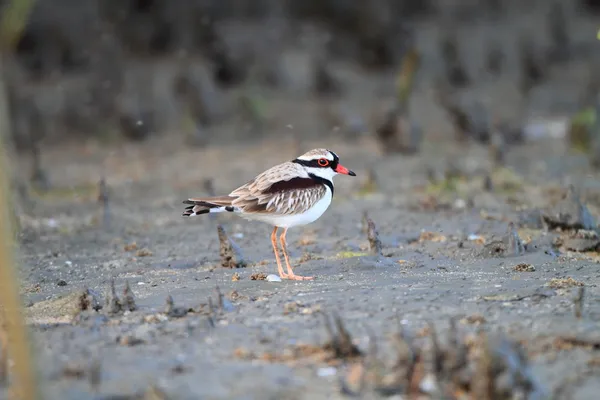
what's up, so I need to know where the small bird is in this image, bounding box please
[182,148,356,281]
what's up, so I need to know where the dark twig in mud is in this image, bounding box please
[173,63,218,130]
[444,317,467,379]
[440,31,469,88]
[375,105,403,153]
[363,328,384,390]
[361,211,370,234]
[164,294,173,313]
[206,296,216,328]
[97,176,110,228]
[88,358,101,392]
[373,48,421,155]
[341,320,544,399]
[374,105,422,156]
[556,229,600,252]
[518,35,544,95]
[164,295,187,318]
[483,174,494,192]
[206,26,247,88]
[215,285,224,314]
[366,218,383,256]
[542,185,596,231]
[435,85,471,143]
[207,296,216,317]
[203,178,216,197]
[234,314,361,367]
[123,280,137,312]
[30,142,50,192]
[427,322,444,379]
[79,287,102,312]
[323,313,362,360]
[485,40,503,76]
[546,2,569,62]
[489,130,506,168]
[217,224,247,268]
[507,222,525,256]
[312,56,341,97]
[378,322,416,395]
[415,323,444,398]
[105,279,122,314]
[574,287,585,319]
[396,48,420,108]
[481,222,525,258]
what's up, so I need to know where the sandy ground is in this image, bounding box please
[3,131,600,400]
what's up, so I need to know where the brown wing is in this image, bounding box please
[229,162,326,215]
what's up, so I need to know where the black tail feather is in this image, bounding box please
[182,197,235,217]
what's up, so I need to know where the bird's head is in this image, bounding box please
[292,148,356,181]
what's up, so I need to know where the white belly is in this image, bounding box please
[242,187,333,228]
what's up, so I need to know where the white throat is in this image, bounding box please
[304,166,337,182]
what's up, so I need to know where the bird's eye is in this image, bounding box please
[318,158,329,167]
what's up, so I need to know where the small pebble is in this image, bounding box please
[57,280,67,286]
[317,367,337,377]
[420,373,438,393]
[266,274,282,282]
[453,198,466,209]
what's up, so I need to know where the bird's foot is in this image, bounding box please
[284,274,314,281]
[278,272,289,279]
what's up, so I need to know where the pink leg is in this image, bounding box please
[271,227,288,279]
[280,228,314,281]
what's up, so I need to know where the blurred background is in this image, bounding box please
[1,0,599,217]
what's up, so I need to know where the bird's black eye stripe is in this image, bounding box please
[292,159,313,167]
[292,156,339,169]
[292,158,327,168]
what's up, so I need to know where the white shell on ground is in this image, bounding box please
[266,274,282,282]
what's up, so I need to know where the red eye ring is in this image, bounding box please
[318,158,329,167]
